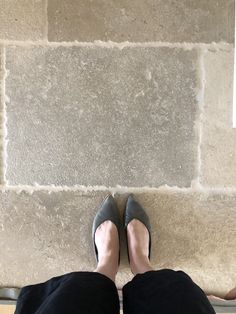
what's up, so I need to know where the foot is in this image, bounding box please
[94,220,119,281]
[127,219,153,275]
[225,287,236,300]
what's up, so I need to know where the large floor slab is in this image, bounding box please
[0,0,46,41]
[0,190,106,287]
[48,0,234,43]
[6,46,198,187]
[200,47,236,187]
[0,190,235,297]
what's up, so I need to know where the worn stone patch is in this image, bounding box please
[6,46,198,187]
[200,48,236,187]
[0,0,46,41]
[0,190,236,297]
[48,0,234,43]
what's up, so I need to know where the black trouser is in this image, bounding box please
[15,269,216,314]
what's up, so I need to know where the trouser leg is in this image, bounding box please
[122,269,216,314]
[15,272,120,314]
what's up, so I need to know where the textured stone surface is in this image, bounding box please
[0,0,46,41]
[0,190,236,297]
[48,0,234,43]
[6,46,198,187]
[0,191,106,287]
[200,48,236,187]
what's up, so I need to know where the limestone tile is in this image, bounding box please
[5,46,198,187]
[0,190,236,297]
[200,48,236,187]
[0,190,107,287]
[48,0,234,43]
[0,0,46,41]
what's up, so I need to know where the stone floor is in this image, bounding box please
[0,0,235,303]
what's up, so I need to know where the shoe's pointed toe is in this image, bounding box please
[92,195,121,263]
[124,195,152,259]
[125,195,151,231]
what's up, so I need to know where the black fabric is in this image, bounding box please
[123,269,216,314]
[15,272,120,314]
[15,269,216,314]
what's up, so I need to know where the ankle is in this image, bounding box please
[130,257,153,275]
[94,266,117,282]
[95,253,119,282]
[129,250,152,274]
[97,251,118,268]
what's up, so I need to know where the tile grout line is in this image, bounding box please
[197,47,207,187]
[0,184,193,194]
[0,45,8,186]
[0,40,232,50]
[1,184,236,195]
[44,0,49,42]
[191,47,207,189]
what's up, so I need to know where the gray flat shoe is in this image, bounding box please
[124,194,151,261]
[92,195,121,264]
